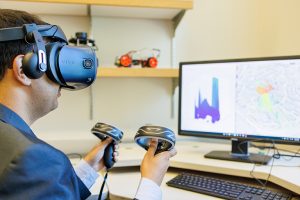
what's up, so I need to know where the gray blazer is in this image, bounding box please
[0,121,90,200]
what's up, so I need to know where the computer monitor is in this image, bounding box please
[179,56,300,165]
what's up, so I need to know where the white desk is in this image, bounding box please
[101,140,300,199]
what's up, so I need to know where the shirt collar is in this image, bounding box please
[0,103,36,138]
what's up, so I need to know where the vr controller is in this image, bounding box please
[91,123,176,169]
[0,23,98,90]
[91,123,175,200]
[91,123,123,169]
[134,125,176,154]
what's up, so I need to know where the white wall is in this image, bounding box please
[175,0,300,64]
[91,17,173,67]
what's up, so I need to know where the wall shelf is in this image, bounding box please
[97,68,179,78]
[1,0,193,20]
[22,0,193,9]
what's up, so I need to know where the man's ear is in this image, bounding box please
[12,55,31,86]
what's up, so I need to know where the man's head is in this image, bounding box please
[0,9,60,124]
[0,9,98,125]
[0,9,46,80]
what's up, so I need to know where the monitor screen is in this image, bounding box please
[179,56,300,144]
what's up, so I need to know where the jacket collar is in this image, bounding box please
[0,103,36,138]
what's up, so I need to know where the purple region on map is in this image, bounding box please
[195,77,220,123]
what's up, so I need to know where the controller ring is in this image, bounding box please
[91,122,123,142]
[134,125,176,153]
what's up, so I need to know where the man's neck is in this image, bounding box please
[0,91,34,126]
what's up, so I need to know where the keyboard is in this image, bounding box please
[166,172,292,200]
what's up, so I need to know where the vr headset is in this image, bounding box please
[0,23,98,90]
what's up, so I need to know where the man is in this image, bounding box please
[0,9,177,200]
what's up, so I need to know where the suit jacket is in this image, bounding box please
[0,104,91,200]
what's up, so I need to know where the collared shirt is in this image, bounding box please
[0,103,162,200]
[74,159,162,200]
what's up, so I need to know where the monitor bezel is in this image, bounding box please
[178,55,300,145]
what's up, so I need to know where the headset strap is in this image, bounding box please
[0,26,25,42]
[38,25,67,42]
[0,23,67,43]
[30,30,47,72]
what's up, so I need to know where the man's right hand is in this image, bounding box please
[140,139,177,186]
[83,138,119,172]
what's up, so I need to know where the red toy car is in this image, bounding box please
[115,48,160,68]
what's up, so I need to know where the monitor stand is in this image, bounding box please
[204,139,272,165]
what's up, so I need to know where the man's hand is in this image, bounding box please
[83,138,119,171]
[140,139,177,186]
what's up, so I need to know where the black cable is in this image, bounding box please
[246,140,300,188]
[248,141,275,188]
[272,146,300,160]
[250,145,274,188]
[250,143,275,150]
[268,147,300,167]
[251,142,300,159]
[98,171,108,200]
[251,143,300,154]
[273,154,300,158]
[51,25,59,38]
[235,139,279,188]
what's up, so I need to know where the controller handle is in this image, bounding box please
[91,123,123,169]
[103,142,115,169]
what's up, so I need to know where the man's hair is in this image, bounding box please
[0,9,47,80]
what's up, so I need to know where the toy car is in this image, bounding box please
[115,48,160,68]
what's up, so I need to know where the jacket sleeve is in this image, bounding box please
[0,143,91,200]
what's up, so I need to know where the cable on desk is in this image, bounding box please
[237,139,276,188]
[272,147,300,160]
[250,142,300,160]
[246,140,300,189]
[251,143,300,155]
[250,141,275,188]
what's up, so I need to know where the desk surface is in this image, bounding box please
[108,168,220,200]
[106,140,300,199]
